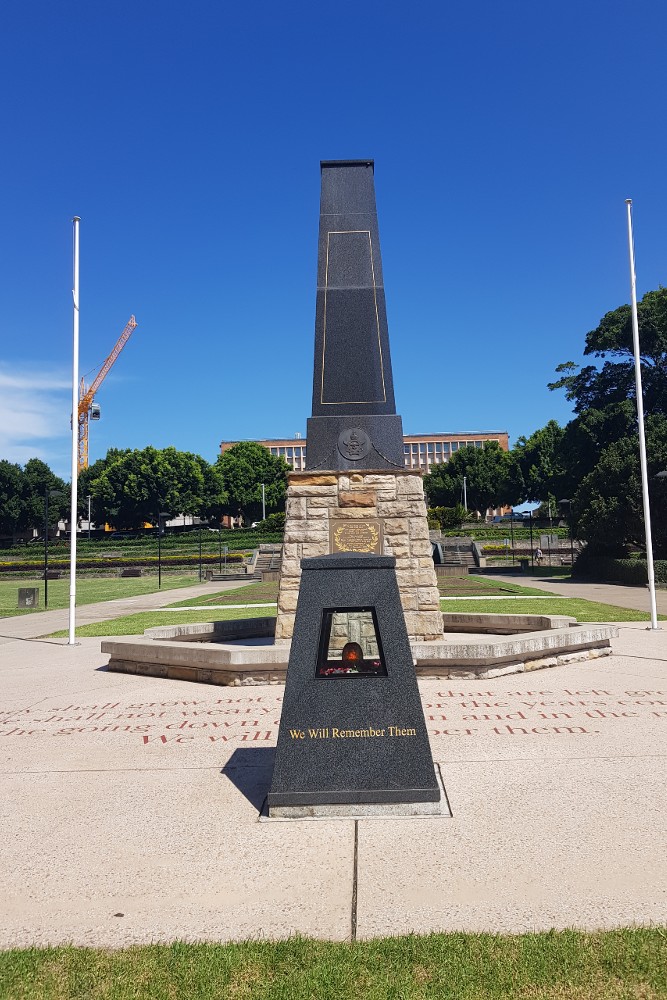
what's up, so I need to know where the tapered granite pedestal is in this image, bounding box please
[268,554,444,818]
[275,160,444,646]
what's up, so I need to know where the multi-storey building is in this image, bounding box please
[220,431,509,474]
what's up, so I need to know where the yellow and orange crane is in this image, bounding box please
[77,315,137,472]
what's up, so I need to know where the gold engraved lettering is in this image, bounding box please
[331,521,381,554]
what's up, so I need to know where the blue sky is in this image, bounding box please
[1,0,666,479]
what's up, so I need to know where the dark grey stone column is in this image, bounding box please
[306,161,405,471]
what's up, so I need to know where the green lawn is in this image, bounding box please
[440,596,664,622]
[1,929,665,999]
[49,604,276,638]
[439,576,554,597]
[0,575,201,618]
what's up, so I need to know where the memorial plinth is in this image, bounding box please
[268,554,442,818]
[275,160,444,646]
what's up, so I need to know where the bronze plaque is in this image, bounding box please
[330,519,383,555]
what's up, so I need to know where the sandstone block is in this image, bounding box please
[286,497,306,518]
[331,507,378,519]
[338,476,350,490]
[360,474,397,486]
[399,592,419,611]
[417,587,441,609]
[350,474,364,483]
[410,538,434,557]
[284,524,329,543]
[282,543,300,560]
[290,474,337,486]
[396,476,425,498]
[384,539,410,558]
[383,518,409,536]
[289,485,338,497]
[377,500,424,518]
[274,615,295,640]
[278,591,299,612]
[409,519,430,541]
[305,507,330,519]
[307,496,338,508]
[339,490,376,507]
[280,558,301,577]
[301,541,330,558]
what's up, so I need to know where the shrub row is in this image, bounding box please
[0,553,246,573]
[573,555,667,585]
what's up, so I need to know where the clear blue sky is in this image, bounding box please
[2,0,666,479]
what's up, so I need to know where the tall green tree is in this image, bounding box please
[216,442,289,524]
[549,287,667,415]
[424,442,524,515]
[0,460,24,538]
[20,459,69,534]
[548,287,667,555]
[513,420,565,503]
[90,446,210,528]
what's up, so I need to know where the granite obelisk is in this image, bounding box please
[275,161,444,646]
[306,160,405,471]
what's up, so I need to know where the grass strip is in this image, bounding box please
[0,575,200,618]
[440,596,664,622]
[1,928,666,999]
[47,604,275,638]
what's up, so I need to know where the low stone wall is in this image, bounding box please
[102,617,618,687]
[275,470,444,644]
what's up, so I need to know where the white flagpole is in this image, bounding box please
[625,199,659,630]
[68,217,81,645]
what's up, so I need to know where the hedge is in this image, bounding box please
[573,555,667,586]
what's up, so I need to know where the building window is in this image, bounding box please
[451,443,458,452]
[270,448,278,455]
[475,441,482,448]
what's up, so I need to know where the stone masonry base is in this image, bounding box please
[274,470,444,644]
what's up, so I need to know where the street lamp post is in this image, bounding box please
[87,495,92,542]
[261,483,266,522]
[218,525,222,573]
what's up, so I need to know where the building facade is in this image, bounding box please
[220,431,509,474]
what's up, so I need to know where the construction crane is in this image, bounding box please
[77,315,137,472]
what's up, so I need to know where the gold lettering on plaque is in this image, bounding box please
[330,520,382,554]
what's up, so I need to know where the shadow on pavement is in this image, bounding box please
[222,747,275,811]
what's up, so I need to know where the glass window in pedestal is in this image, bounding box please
[316,607,388,678]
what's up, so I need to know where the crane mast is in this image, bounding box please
[77,315,137,472]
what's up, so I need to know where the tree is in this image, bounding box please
[513,420,566,503]
[0,461,24,539]
[547,287,667,555]
[76,448,131,521]
[90,446,210,528]
[549,287,667,415]
[20,459,69,535]
[424,442,524,515]
[216,442,290,524]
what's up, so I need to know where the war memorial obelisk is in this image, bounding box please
[275,160,444,646]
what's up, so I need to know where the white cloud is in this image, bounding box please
[0,362,72,468]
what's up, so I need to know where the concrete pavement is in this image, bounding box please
[494,572,667,615]
[0,579,246,643]
[0,610,666,946]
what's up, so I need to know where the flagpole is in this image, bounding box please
[625,199,659,630]
[68,217,81,645]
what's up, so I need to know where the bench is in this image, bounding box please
[43,570,61,580]
[119,568,142,578]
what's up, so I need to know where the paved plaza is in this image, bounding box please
[1,588,666,947]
